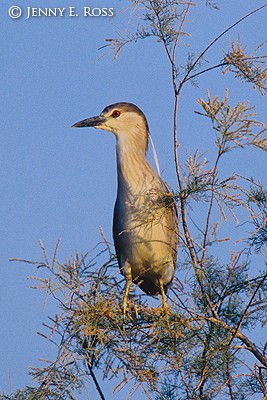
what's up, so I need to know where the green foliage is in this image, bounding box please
[5,230,267,399]
[223,38,267,94]
[3,1,267,399]
[248,185,267,253]
[197,90,267,154]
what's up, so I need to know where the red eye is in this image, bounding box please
[112,110,121,118]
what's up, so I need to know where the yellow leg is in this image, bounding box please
[122,264,132,318]
[133,304,139,318]
[159,280,169,313]
[123,278,131,318]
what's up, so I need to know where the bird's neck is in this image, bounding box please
[116,134,154,193]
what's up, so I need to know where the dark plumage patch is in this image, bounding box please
[101,102,149,133]
[134,277,168,296]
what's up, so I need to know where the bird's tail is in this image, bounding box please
[135,277,168,296]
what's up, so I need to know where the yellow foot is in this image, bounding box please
[162,301,170,314]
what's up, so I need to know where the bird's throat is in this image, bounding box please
[116,135,154,195]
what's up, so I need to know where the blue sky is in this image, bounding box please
[1,0,266,398]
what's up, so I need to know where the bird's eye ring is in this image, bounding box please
[112,110,121,118]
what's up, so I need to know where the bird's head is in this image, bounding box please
[72,102,149,148]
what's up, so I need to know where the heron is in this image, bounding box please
[72,102,178,314]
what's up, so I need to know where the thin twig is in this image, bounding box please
[229,271,267,346]
[85,359,107,400]
[177,3,267,93]
[184,55,267,83]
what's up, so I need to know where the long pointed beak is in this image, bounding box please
[71,115,106,128]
